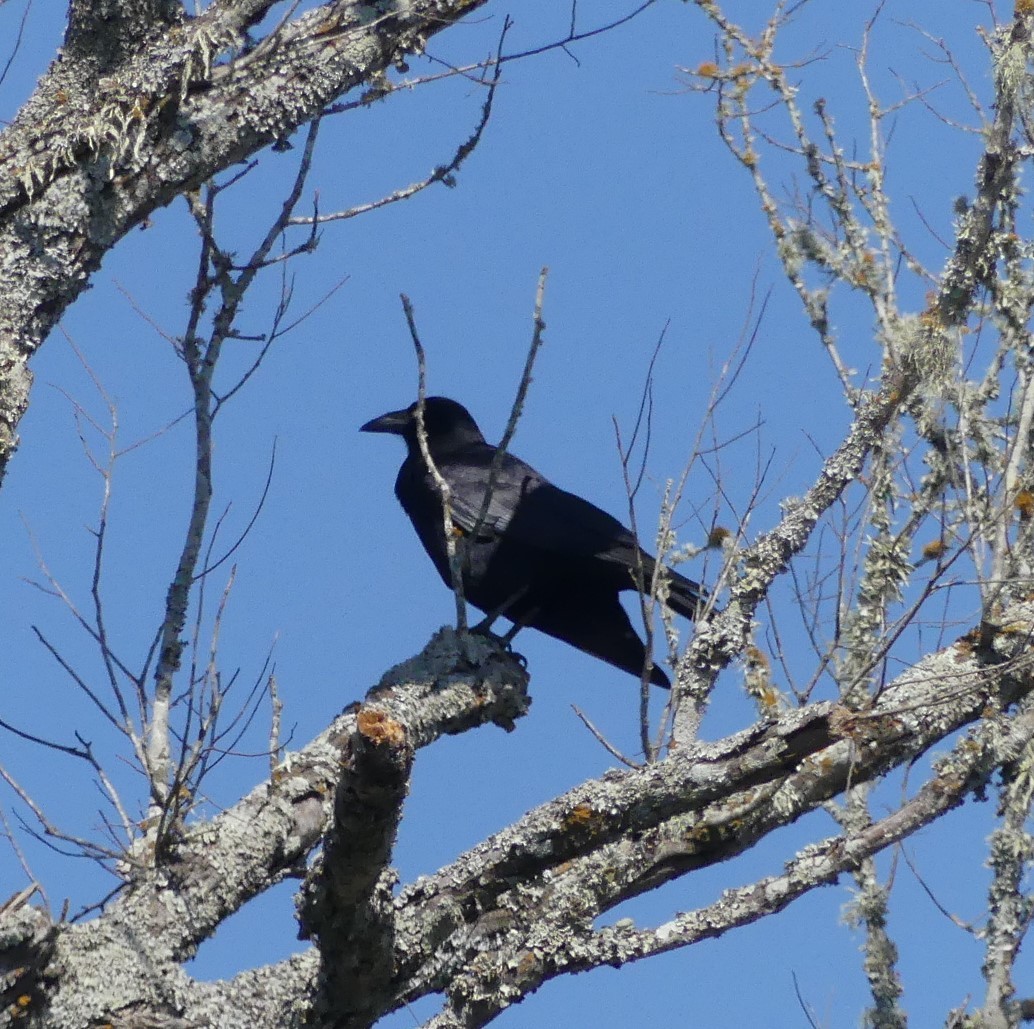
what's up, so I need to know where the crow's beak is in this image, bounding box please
[360,407,411,434]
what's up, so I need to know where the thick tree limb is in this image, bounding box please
[298,703,415,1024]
[4,618,1030,1025]
[389,607,1034,1021]
[1,629,527,1027]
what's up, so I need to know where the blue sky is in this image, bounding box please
[0,2,1015,1025]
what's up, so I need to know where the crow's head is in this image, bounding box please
[361,396,485,454]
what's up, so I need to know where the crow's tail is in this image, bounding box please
[665,567,706,620]
[634,554,707,620]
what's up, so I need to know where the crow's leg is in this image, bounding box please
[499,607,539,644]
[471,585,531,635]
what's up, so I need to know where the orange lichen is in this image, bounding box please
[357,708,406,746]
[922,539,947,560]
[707,526,732,548]
[1014,489,1034,520]
[562,803,606,833]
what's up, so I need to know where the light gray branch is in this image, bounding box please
[381,607,1034,1019]
[402,632,1034,1025]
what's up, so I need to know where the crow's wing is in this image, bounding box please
[439,445,705,615]
[440,446,638,562]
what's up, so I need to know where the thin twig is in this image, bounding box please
[401,293,467,632]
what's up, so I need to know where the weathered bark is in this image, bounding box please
[6,612,1032,1027]
[3,629,529,1027]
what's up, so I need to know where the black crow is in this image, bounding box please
[361,397,704,687]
